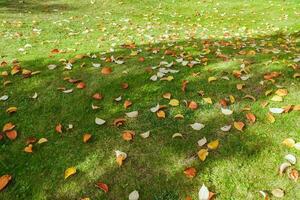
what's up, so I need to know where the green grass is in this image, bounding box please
[0,0,300,199]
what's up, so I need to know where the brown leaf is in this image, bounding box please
[5,130,17,140]
[184,167,197,178]
[0,175,12,191]
[96,182,109,193]
[182,80,188,92]
[113,118,126,127]
[288,169,299,182]
[26,137,37,145]
[83,133,92,143]
[101,67,112,75]
[121,82,129,89]
[55,123,63,133]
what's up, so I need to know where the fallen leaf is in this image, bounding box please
[203,97,212,104]
[76,82,86,89]
[208,77,217,83]
[101,67,112,75]
[172,133,183,138]
[113,118,126,127]
[190,123,205,131]
[267,112,275,123]
[184,167,197,178]
[198,149,208,161]
[129,190,139,200]
[182,80,188,92]
[275,89,288,97]
[92,93,103,100]
[5,130,17,140]
[288,168,299,182]
[234,121,245,131]
[126,111,138,118]
[95,118,106,125]
[169,99,179,106]
[55,123,63,133]
[122,130,135,141]
[279,162,291,176]
[140,131,150,138]
[188,101,198,110]
[0,175,12,191]
[6,107,17,114]
[271,188,284,198]
[285,154,296,164]
[282,138,295,148]
[163,92,171,99]
[96,182,109,193]
[269,108,284,114]
[37,138,48,144]
[271,95,283,102]
[3,122,15,132]
[64,167,77,179]
[220,125,231,132]
[198,137,207,147]
[246,113,256,123]
[198,184,209,200]
[83,133,92,143]
[124,100,132,109]
[207,140,219,150]
[221,107,233,115]
[157,110,166,118]
[24,144,33,153]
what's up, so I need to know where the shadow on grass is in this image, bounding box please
[0,30,299,199]
[0,0,75,13]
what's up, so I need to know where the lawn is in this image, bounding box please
[0,0,300,199]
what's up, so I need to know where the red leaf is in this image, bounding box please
[55,124,62,133]
[97,182,109,193]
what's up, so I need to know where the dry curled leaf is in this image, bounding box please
[188,101,198,110]
[207,140,219,150]
[184,167,197,178]
[3,122,15,132]
[246,113,256,123]
[113,118,126,127]
[55,123,63,133]
[157,110,166,118]
[5,130,17,140]
[234,121,245,131]
[198,149,208,161]
[122,130,135,141]
[101,67,112,75]
[24,144,33,153]
[124,100,132,109]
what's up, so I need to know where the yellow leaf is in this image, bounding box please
[64,167,77,179]
[207,140,219,150]
[37,138,48,144]
[265,89,273,96]
[198,149,208,161]
[203,97,212,104]
[275,89,288,97]
[161,75,174,81]
[6,107,17,114]
[208,77,217,83]
[282,138,295,148]
[271,95,283,102]
[169,99,179,106]
[236,83,245,90]
[229,95,235,104]
[267,112,275,123]
[116,155,126,166]
[174,114,184,119]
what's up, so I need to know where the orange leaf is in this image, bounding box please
[184,167,197,178]
[51,48,60,54]
[97,182,109,193]
[55,123,63,133]
[156,110,166,118]
[246,113,256,123]
[188,101,198,110]
[5,130,17,140]
[124,100,132,109]
[83,133,92,143]
[3,122,15,132]
[24,144,33,153]
[101,67,112,75]
[234,121,245,131]
[0,175,12,191]
[122,131,135,141]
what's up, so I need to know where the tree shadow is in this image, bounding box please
[0,0,75,13]
[0,30,299,199]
